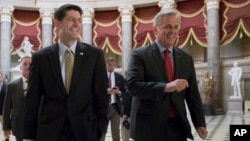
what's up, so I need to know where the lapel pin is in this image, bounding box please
[80,52,84,55]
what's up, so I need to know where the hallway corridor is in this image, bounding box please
[105,114,249,141]
[0,114,248,141]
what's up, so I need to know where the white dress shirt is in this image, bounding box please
[107,71,117,104]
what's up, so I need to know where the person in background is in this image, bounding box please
[100,57,126,141]
[0,72,7,125]
[2,56,31,141]
[127,9,207,141]
[120,74,132,141]
[22,4,109,141]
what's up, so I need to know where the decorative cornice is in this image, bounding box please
[39,8,54,24]
[118,5,134,22]
[0,0,159,11]
[205,0,220,10]
[0,5,14,22]
[158,0,177,10]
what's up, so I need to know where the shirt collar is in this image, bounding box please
[155,40,173,54]
[22,77,28,83]
[107,71,114,75]
[58,40,77,55]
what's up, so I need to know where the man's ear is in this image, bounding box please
[54,19,60,27]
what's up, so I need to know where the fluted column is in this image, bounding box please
[82,7,94,44]
[205,0,221,114]
[118,5,134,76]
[158,0,177,10]
[39,8,54,47]
[0,5,14,80]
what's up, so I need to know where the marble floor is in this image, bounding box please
[189,114,249,141]
[0,114,249,141]
[108,114,249,141]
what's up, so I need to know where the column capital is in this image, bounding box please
[118,5,134,22]
[158,0,176,10]
[82,7,94,24]
[39,8,54,24]
[205,0,221,10]
[0,5,14,22]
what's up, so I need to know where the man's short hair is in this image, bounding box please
[54,4,83,21]
[20,56,31,63]
[153,9,181,27]
[106,57,115,63]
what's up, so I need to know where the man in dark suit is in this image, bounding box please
[127,10,208,141]
[100,57,126,141]
[0,72,7,123]
[22,4,109,141]
[120,77,132,141]
[3,56,31,141]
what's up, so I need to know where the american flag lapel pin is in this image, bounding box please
[80,52,84,55]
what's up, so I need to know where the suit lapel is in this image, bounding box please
[16,78,25,98]
[69,42,86,93]
[47,45,66,94]
[172,47,183,79]
[114,73,119,87]
[150,43,168,82]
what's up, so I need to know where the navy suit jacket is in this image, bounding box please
[3,78,25,138]
[112,72,126,116]
[23,42,109,141]
[0,82,6,115]
[127,42,206,141]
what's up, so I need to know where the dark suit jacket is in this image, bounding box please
[112,72,126,116]
[22,42,109,141]
[0,82,6,115]
[3,78,25,138]
[122,81,132,117]
[127,42,206,141]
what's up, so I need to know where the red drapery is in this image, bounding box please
[9,0,250,55]
[177,0,207,48]
[93,10,121,55]
[52,23,59,44]
[132,6,160,48]
[220,0,250,46]
[11,10,41,54]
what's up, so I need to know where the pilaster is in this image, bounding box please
[0,5,14,80]
[82,7,94,44]
[118,5,134,76]
[39,8,54,47]
[205,0,221,114]
[158,0,177,10]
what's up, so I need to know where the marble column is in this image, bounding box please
[205,0,221,114]
[118,5,134,76]
[158,0,177,10]
[0,5,14,80]
[82,7,94,44]
[39,8,54,47]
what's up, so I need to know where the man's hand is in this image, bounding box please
[196,127,208,140]
[112,87,121,95]
[122,114,128,121]
[107,87,121,95]
[3,130,11,139]
[164,79,189,92]
[107,88,113,94]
